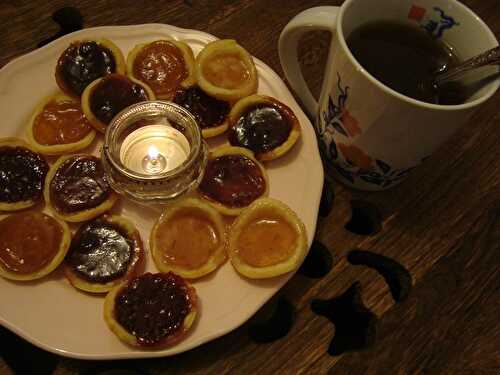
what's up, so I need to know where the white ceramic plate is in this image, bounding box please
[0,24,323,360]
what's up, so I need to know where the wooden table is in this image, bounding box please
[1,1,499,374]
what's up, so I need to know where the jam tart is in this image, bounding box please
[228,95,301,161]
[127,40,196,100]
[55,39,126,98]
[198,146,269,216]
[195,39,258,101]
[150,198,226,279]
[0,211,71,281]
[0,138,49,212]
[104,272,197,348]
[228,197,307,279]
[44,154,118,222]
[26,93,96,155]
[81,74,155,133]
[64,215,144,293]
[173,85,231,138]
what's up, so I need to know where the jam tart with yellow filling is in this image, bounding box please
[228,95,301,161]
[0,211,71,281]
[150,198,227,279]
[195,39,258,101]
[104,272,197,348]
[63,215,144,293]
[0,138,49,212]
[228,197,307,279]
[55,39,126,98]
[198,146,269,216]
[127,40,196,100]
[44,154,118,222]
[26,93,96,155]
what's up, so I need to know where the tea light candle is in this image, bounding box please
[120,124,191,175]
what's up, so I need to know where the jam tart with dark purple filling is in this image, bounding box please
[173,85,231,138]
[228,95,301,161]
[44,154,118,222]
[104,272,197,348]
[81,74,155,133]
[198,146,268,216]
[64,215,144,293]
[55,39,126,98]
[0,138,49,212]
[127,40,196,100]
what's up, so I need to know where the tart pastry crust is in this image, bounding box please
[64,215,144,293]
[55,39,126,98]
[198,146,269,216]
[195,39,258,101]
[127,40,196,100]
[81,74,155,133]
[44,154,118,222]
[104,272,197,348]
[26,93,96,155]
[228,197,307,279]
[0,138,49,212]
[0,211,71,281]
[150,198,226,279]
[228,95,301,161]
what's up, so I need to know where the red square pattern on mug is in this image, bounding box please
[408,5,426,21]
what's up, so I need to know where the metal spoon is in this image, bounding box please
[434,45,500,85]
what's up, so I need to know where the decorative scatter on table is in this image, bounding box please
[344,199,382,235]
[347,249,412,303]
[248,296,295,343]
[0,326,59,375]
[319,178,335,218]
[38,7,83,47]
[298,240,334,278]
[311,282,377,356]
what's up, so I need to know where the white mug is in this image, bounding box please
[279,0,499,190]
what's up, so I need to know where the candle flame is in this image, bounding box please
[148,145,160,160]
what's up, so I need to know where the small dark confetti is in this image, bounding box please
[311,282,377,355]
[345,200,382,236]
[38,7,83,47]
[347,249,412,303]
[248,296,295,343]
[319,178,335,217]
[0,326,59,375]
[298,240,334,278]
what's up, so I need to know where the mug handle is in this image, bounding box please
[279,6,339,118]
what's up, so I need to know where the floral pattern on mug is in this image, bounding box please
[337,143,371,169]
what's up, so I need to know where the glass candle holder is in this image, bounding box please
[102,101,208,204]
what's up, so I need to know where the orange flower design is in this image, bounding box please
[338,143,372,170]
[340,108,362,137]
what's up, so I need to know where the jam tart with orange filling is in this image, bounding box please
[0,211,71,281]
[55,39,126,98]
[26,93,96,155]
[44,154,118,222]
[150,198,227,279]
[228,197,307,279]
[64,215,144,293]
[0,138,49,212]
[127,40,196,100]
[198,146,268,216]
[228,95,301,161]
[104,272,197,348]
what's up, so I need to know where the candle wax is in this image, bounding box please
[120,124,190,174]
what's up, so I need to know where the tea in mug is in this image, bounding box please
[346,21,466,105]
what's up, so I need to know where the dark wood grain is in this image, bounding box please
[1,1,499,374]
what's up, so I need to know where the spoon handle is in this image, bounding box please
[435,46,500,85]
